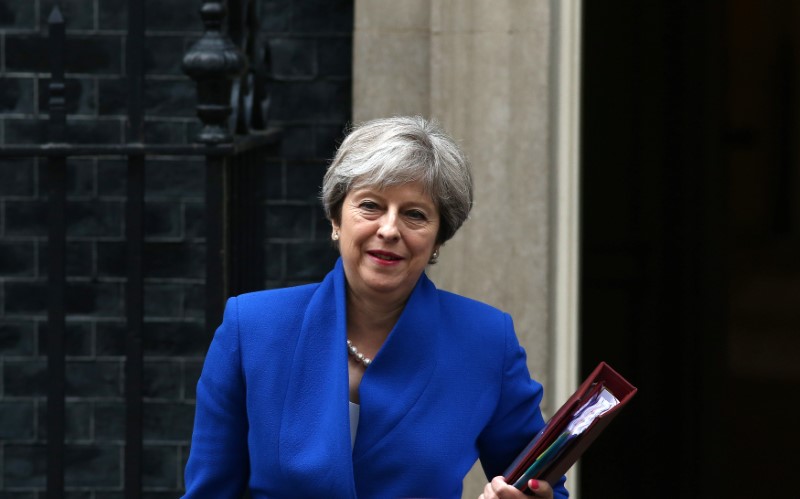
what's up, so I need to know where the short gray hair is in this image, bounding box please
[321,116,473,244]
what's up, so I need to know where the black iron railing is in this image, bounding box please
[0,1,278,497]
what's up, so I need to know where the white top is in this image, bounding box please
[348,401,359,449]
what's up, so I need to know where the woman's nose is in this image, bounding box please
[377,212,400,240]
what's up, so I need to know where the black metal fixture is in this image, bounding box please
[0,1,278,496]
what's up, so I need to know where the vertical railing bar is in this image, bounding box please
[205,156,227,338]
[258,150,265,290]
[239,152,248,293]
[125,0,145,496]
[247,149,261,293]
[252,151,260,291]
[227,155,236,296]
[230,153,241,295]
[183,0,247,336]
[46,6,67,499]
[242,152,249,291]
[124,155,144,499]
[127,0,145,142]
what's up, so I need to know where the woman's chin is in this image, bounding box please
[360,276,413,298]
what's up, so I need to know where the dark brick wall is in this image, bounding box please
[0,0,349,495]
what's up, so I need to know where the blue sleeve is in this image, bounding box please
[183,297,249,498]
[477,314,569,498]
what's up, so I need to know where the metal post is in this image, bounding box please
[205,155,227,337]
[124,155,144,498]
[46,6,66,499]
[228,148,265,296]
[182,0,247,336]
[124,0,145,494]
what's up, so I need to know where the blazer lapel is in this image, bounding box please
[278,259,357,497]
[352,272,441,463]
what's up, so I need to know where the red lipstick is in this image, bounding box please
[367,250,403,265]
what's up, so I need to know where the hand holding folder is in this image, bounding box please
[502,362,637,493]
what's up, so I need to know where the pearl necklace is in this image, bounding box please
[346,339,372,368]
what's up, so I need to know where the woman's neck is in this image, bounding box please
[345,288,406,354]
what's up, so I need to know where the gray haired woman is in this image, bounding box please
[183,116,568,499]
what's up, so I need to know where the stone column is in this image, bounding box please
[353,0,432,120]
[428,0,553,378]
[353,1,581,496]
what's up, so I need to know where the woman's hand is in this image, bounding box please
[478,476,554,499]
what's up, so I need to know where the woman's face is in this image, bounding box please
[333,181,440,306]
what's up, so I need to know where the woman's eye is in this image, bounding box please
[359,201,379,210]
[406,210,427,220]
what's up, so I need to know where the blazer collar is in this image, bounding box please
[353,266,440,463]
[278,258,440,495]
[279,258,354,495]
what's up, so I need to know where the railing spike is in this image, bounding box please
[47,2,66,143]
[47,5,64,24]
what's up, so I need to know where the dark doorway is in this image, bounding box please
[580,2,800,498]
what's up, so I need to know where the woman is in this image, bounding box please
[183,116,568,499]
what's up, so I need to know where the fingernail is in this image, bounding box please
[528,479,540,490]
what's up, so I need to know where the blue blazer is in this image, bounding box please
[183,259,569,498]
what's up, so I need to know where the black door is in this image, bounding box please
[580,2,800,497]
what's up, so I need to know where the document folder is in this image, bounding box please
[503,361,637,492]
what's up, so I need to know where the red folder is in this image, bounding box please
[503,362,637,491]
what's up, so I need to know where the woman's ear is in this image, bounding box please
[429,245,441,264]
